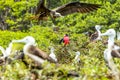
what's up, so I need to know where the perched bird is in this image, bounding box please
[90,25,102,42]
[101,29,120,59]
[33,0,101,21]
[0,42,13,59]
[74,51,80,63]
[12,36,57,65]
[49,47,57,62]
[59,34,70,46]
[0,42,13,65]
[101,29,120,79]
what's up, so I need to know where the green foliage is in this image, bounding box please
[0,26,115,80]
[1,0,120,80]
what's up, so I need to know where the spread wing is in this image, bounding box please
[35,0,51,15]
[54,2,101,16]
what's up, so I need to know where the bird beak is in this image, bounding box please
[100,32,108,36]
[12,39,26,43]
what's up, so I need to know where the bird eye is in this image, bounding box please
[26,38,28,41]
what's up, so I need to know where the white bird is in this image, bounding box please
[74,51,80,63]
[12,36,57,65]
[49,47,57,62]
[90,25,102,42]
[0,42,13,59]
[100,29,120,79]
[101,29,120,59]
[95,25,102,40]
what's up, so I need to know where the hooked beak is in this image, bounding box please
[12,39,26,43]
[100,32,108,37]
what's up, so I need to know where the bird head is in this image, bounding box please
[75,51,80,56]
[50,47,54,52]
[100,29,116,38]
[95,25,101,30]
[12,36,36,45]
[51,11,62,18]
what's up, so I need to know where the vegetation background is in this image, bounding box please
[0,0,120,80]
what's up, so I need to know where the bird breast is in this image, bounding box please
[49,53,55,58]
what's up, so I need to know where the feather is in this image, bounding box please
[34,0,101,20]
[54,2,100,16]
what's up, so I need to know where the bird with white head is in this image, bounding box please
[74,51,80,63]
[101,29,120,79]
[95,25,102,40]
[12,36,57,65]
[90,25,102,42]
[49,47,57,62]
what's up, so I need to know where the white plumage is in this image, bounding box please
[12,36,36,45]
[74,51,80,63]
[101,29,116,61]
[95,25,102,40]
[100,29,120,79]
[0,42,13,59]
[49,47,57,62]
[12,36,45,64]
[12,36,57,64]
[117,31,120,40]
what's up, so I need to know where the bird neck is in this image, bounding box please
[23,43,33,54]
[107,36,115,49]
[97,29,101,34]
[50,50,54,54]
[96,29,102,40]
[75,55,79,57]
[75,55,79,60]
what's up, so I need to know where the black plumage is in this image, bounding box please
[33,0,101,20]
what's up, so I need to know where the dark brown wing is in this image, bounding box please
[54,2,101,16]
[90,32,98,42]
[28,45,49,59]
[111,49,120,58]
[28,45,57,63]
[35,0,51,20]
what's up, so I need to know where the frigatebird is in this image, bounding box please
[32,0,101,24]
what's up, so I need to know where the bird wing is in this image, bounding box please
[90,32,98,41]
[35,0,50,15]
[54,2,101,16]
